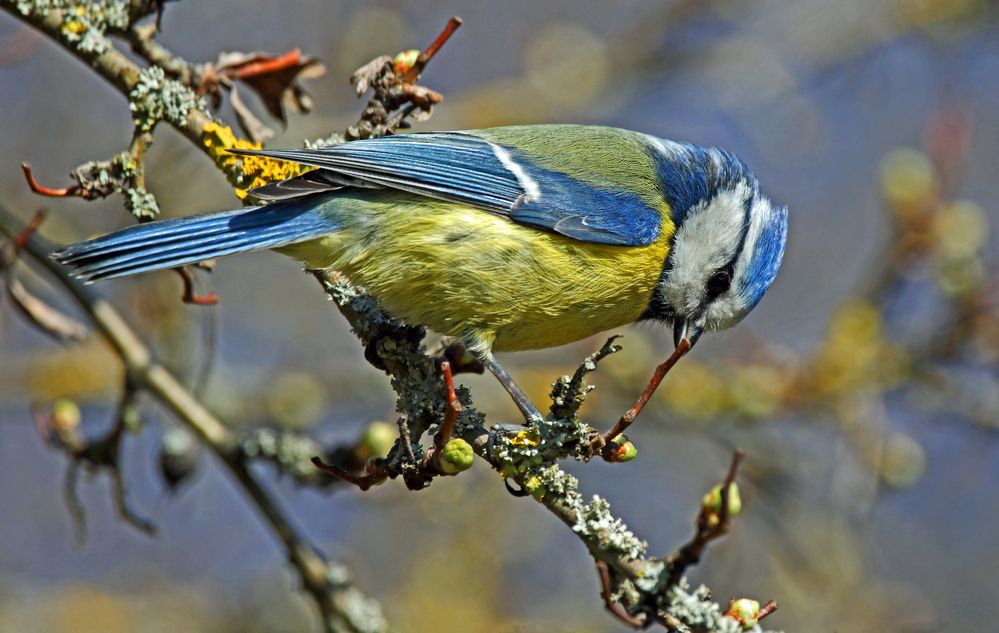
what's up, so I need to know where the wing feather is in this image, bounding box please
[235,129,663,246]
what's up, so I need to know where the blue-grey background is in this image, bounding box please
[1,1,997,631]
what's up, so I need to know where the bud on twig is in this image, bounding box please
[603,435,638,463]
[724,598,761,629]
[701,482,741,527]
[437,438,474,475]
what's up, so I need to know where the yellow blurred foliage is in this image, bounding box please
[878,431,927,488]
[524,23,609,106]
[895,0,987,28]
[658,359,729,420]
[880,147,938,217]
[265,370,329,429]
[17,339,121,400]
[933,200,989,259]
[52,585,134,633]
[809,300,907,397]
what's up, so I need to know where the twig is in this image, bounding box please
[597,338,690,450]
[666,450,746,586]
[0,204,386,633]
[759,600,779,621]
[125,22,197,85]
[21,163,82,198]
[596,561,646,628]
[310,456,386,491]
[433,361,462,448]
[173,266,219,305]
[550,335,623,420]
[401,16,463,82]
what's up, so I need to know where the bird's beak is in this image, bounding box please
[673,316,705,350]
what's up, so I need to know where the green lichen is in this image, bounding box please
[305,132,347,150]
[123,185,158,219]
[242,428,321,479]
[490,415,594,478]
[664,579,779,633]
[573,495,648,560]
[129,65,209,132]
[70,150,159,219]
[19,1,129,55]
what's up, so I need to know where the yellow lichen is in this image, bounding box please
[61,19,87,35]
[508,429,540,448]
[200,122,311,199]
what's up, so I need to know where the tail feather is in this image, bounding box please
[54,195,341,282]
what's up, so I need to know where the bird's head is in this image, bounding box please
[642,139,788,349]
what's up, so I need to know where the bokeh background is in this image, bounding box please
[2,1,998,631]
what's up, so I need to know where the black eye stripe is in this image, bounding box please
[706,269,731,299]
[705,192,752,302]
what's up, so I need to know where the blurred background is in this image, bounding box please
[1,0,998,631]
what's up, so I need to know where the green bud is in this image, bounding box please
[392,49,420,74]
[702,483,742,518]
[361,421,396,458]
[605,435,638,463]
[51,399,81,435]
[724,598,760,629]
[439,438,474,475]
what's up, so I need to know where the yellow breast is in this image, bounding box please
[278,192,673,352]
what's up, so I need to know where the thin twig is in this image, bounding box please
[596,561,646,628]
[665,450,746,587]
[401,16,463,82]
[595,338,690,452]
[433,361,462,448]
[0,205,385,633]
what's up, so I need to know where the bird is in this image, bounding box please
[53,124,788,420]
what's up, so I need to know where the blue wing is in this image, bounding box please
[234,131,663,246]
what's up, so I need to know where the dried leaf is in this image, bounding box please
[229,84,274,144]
[215,49,326,124]
[6,274,89,343]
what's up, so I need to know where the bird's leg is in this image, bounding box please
[478,353,543,422]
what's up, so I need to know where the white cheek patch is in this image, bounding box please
[704,193,778,330]
[663,183,751,313]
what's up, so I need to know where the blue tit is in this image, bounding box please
[54,125,788,417]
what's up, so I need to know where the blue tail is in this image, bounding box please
[53,194,341,282]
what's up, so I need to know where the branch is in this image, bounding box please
[0,204,387,633]
[0,6,778,630]
[2,2,212,146]
[315,271,778,632]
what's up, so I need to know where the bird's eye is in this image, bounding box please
[706,270,731,299]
